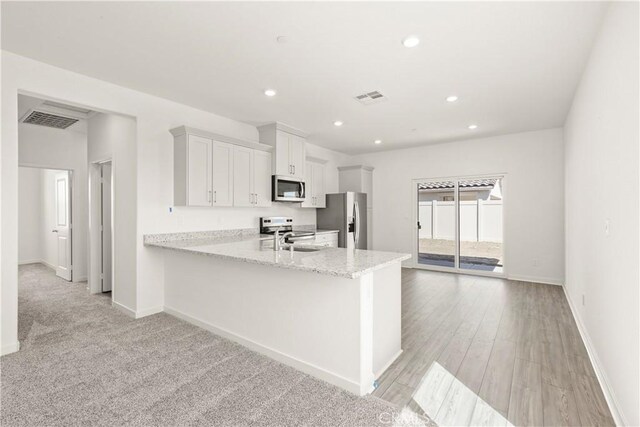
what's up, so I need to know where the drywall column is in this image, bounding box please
[88,112,138,315]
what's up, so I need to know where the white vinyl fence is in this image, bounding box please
[419,200,503,242]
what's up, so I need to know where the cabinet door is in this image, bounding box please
[300,160,314,208]
[274,131,291,176]
[233,146,253,207]
[253,150,272,207]
[313,162,326,208]
[289,135,306,178]
[187,135,212,206]
[211,140,233,206]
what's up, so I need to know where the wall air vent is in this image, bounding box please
[354,91,387,105]
[21,110,79,129]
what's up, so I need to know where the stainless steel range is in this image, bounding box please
[260,217,316,251]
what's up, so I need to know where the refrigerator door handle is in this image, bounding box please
[354,201,360,247]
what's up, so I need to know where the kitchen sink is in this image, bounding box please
[287,246,322,252]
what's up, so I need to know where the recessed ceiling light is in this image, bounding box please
[374,140,382,145]
[468,124,478,130]
[264,89,277,97]
[333,121,343,127]
[446,95,459,102]
[402,36,420,48]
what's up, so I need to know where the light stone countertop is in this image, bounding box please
[144,230,410,279]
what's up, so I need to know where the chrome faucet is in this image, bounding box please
[274,227,294,251]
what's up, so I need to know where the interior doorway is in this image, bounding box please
[100,162,113,293]
[413,175,505,276]
[89,160,114,296]
[18,166,74,281]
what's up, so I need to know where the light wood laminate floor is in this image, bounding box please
[373,268,615,427]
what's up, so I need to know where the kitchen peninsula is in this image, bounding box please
[145,229,410,395]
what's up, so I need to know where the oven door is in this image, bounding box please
[272,176,306,202]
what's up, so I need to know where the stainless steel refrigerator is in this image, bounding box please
[317,192,367,249]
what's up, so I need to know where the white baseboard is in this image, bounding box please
[112,300,136,318]
[18,259,41,265]
[1,341,21,356]
[163,305,364,395]
[507,274,563,286]
[135,306,163,319]
[18,259,55,270]
[73,276,88,283]
[40,260,56,270]
[562,285,626,426]
[375,349,403,379]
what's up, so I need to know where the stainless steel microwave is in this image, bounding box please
[272,175,306,202]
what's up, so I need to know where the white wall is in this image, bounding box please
[564,2,639,425]
[87,112,137,310]
[1,51,352,352]
[351,128,565,284]
[18,167,41,264]
[18,123,88,281]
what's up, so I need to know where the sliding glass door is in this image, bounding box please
[415,176,504,275]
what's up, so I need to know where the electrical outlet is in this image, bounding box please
[533,258,539,268]
[582,294,585,306]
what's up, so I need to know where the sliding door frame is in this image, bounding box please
[411,173,507,278]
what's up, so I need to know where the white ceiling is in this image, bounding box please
[2,2,606,154]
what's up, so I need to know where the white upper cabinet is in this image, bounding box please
[258,123,307,178]
[172,133,212,207]
[211,140,234,206]
[274,133,290,176]
[233,146,253,207]
[171,126,272,208]
[288,134,306,178]
[301,159,327,208]
[313,162,326,208]
[233,145,272,208]
[253,150,272,207]
[187,135,212,206]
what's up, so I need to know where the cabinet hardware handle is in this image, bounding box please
[208,190,212,203]
[293,165,296,175]
[214,190,217,203]
[255,194,258,205]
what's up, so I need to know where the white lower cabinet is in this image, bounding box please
[301,160,326,208]
[314,232,338,247]
[233,146,272,208]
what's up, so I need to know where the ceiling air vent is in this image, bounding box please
[354,91,387,106]
[22,110,79,129]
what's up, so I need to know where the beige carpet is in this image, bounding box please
[1,263,429,427]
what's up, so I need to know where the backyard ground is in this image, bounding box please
[419,238,503,270]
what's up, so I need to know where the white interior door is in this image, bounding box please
[101,163,113,292]
[54,171,72,281]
